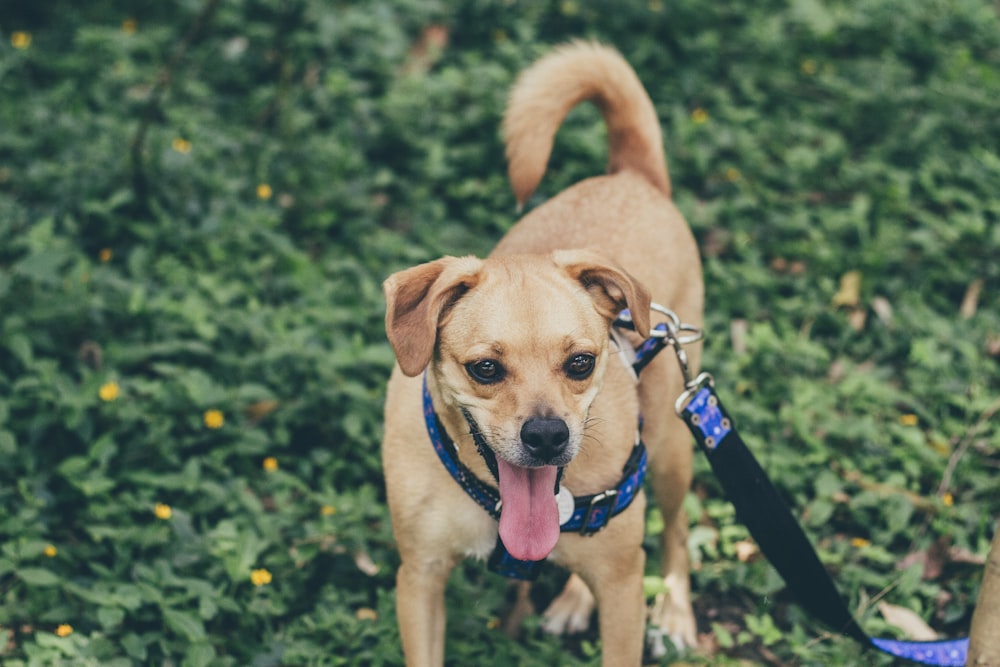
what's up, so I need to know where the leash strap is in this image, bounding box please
[678,377,969,667]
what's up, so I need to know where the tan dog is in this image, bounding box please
[382,42,703,666]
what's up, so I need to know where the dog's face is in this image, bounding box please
[384,249,650,560]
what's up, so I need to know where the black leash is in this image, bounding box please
[677,375,968,666]
[619,308,970,667]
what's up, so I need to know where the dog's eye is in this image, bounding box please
[564,353,596,380]
[466,359,505,384]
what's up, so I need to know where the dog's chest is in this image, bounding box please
[455,503,500,560]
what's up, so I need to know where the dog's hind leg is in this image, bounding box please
[540,573,596,635]
[640,360,699,652]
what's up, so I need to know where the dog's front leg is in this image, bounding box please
[396,556,453,667]
[582,547,647,667]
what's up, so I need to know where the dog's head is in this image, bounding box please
[383,249,650,559]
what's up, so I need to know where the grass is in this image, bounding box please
[0,0,998,665]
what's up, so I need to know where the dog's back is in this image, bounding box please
[503,41,671,208]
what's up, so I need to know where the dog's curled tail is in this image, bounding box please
[503,41,670,208]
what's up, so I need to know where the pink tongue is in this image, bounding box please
[496,459,560,561]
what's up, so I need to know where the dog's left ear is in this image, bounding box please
[554,249,651,336]
[383,256,483,377]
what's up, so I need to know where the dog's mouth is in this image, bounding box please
[496,459,560,561]
[461,407,563,561]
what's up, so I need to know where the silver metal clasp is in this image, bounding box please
[649,303,703,387]
[674,372,716,417]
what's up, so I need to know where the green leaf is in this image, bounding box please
[18,568,61,587]
[13,248,73,284]
[712,622,735,649]
[120,633,147,661]
[3,334,32,367]
[162,608,206,642]
[183,642,216,667]
[97,606,125,630]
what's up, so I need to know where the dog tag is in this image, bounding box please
[556,485,575,526]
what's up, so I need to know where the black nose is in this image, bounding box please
[520,418,570,462]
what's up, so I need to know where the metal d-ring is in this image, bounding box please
[649,303,704,346]
[674,372,716,417]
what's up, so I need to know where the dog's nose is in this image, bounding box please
[520,418,570,462]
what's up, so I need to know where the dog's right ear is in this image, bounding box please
[383,256,483,377]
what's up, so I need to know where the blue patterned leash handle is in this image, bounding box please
[676,375,969,667]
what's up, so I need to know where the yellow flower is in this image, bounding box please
[691,107,709,124]
[99,381,120,402]
[55,624,73,637]
[98,248,113,263]
[262,456,278,472]
[801,59,818,76]
[942,492,954,507]
[724,167,742,183]
[122,18,137,34]
[320,505,336,516]
[171,138,192,154]
[203,409,224,429]
[899,414,919,427]
[11,32,31,50]
[44,544,57,558]
[850,537,871,548]
[154,503,172,520]
[256,183,273,200]
[250,568,272,586]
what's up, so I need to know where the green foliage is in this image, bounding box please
[0,0,997,664]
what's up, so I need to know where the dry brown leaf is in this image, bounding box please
[730,319,748,355]
[734,538,759,563]
[922,536,950,581]
[847,308,868,331]
[403,25,449,76]
[702,227,728,258]
[871,296,893,326]
[896,549,924,572]
[832,270,862,308]
[960,279,984,319]
[987,334,1000,358]
[949,545,987,566]
[244,400,280,423]
[354,551,379,576]
[848,308,867,332]
[878,601,938,641]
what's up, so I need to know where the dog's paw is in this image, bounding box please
[647,575,697,651]
[540,573,595,635]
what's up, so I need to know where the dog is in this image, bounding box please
[382,42,703,666]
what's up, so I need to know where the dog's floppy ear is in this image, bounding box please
[554,249,651,336]
[383,256,483,377]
